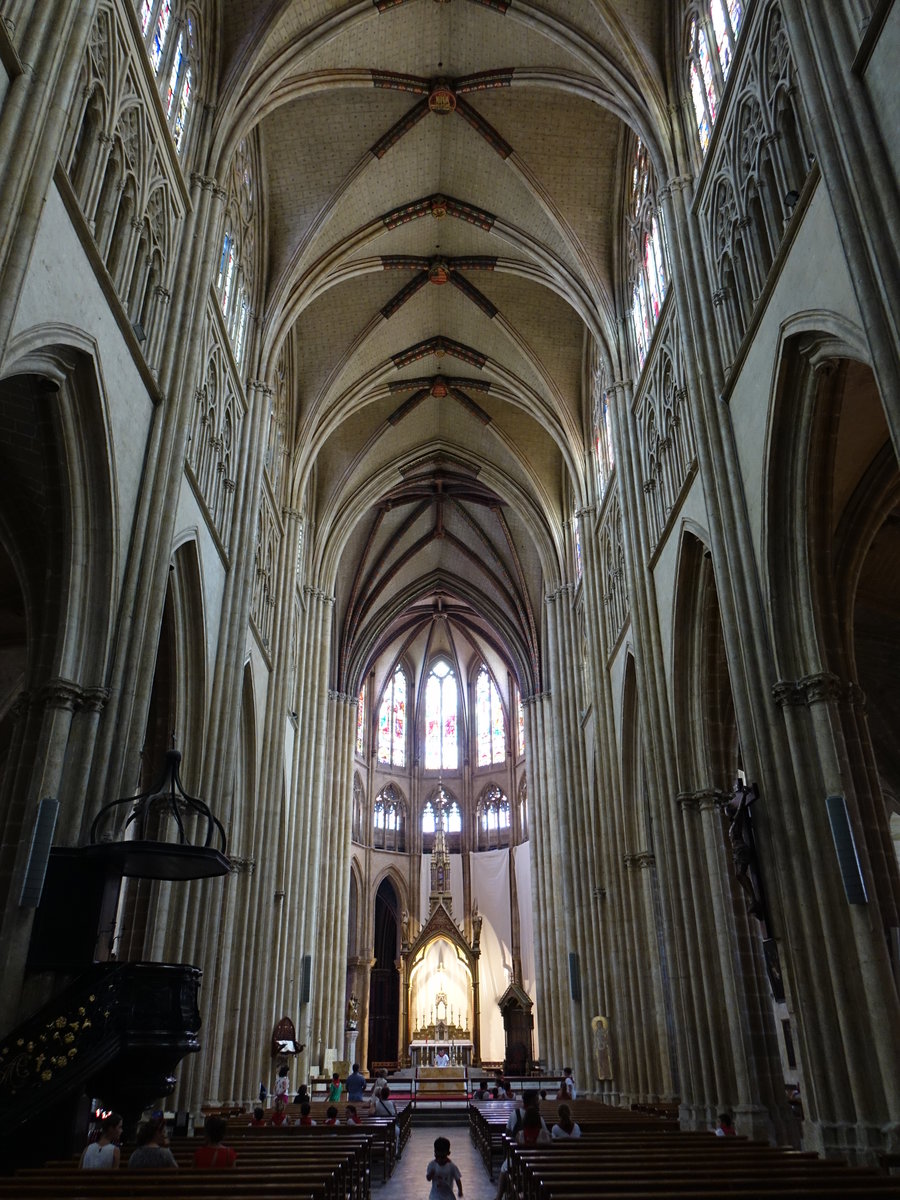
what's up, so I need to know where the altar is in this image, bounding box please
[410,1040,473,1067]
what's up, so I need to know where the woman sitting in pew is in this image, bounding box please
[128,1117,177,1169]
[298,1101,316,1125]
[550,1104,581,1139]
[193,1115,237,1168]
[79,1113,122,1169]
[324,1105,340,1125]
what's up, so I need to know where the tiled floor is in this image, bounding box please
[376,1124,497,1198]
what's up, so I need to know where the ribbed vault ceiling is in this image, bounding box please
[215,0,668,695]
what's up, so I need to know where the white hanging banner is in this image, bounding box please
[514,840,539,1059]
[470,849,512,1062]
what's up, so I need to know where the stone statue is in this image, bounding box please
[401,909,410,946]
[471,904,482,945]
[346,993,359,1030]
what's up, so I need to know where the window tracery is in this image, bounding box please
[515,689,525,759]
[686,1,745,155]
[626,138,668,372]
[65,3,186,362]
[377,667,407,767]
[216,136,259,365]
[425,660,458,771]
[591,354,615,500]
[374,784,406,852]
[136,1,198,155]
[695,0,813,364]
[187,328,240,547]
[633,312,697,552]
[599,487,629,646]
[476,784,510,851]
[475,665,506,767]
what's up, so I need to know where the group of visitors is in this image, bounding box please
[80,1113,235,1171]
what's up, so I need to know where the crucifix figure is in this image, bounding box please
[717,780,765,921]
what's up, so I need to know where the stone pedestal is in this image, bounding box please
[345,1027,359,1065]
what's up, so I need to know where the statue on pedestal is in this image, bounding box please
[346,993,359,1030]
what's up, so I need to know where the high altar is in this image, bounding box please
[400,789,481,1067]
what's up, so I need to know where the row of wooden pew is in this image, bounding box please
[468,1099,900,1198]
[0,1102,411,1200]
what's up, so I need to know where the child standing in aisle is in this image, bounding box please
[426,1136,463,1198]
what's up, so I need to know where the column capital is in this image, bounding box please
[39,678,83,711]
[623,850,656,870]
[228,854,256,875]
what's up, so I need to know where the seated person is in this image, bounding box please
[270,1097,289,1126]
[551,1104,581,1139]
[434,1046,450,1067]
[373,1085,400,1154]
[345,1104,362,1125]
[128,1117,177,1169]
[79,1113,122,1169]
[518,1107,551,1146]
[715,1111,737,1137]
[324,1105,340,1125]
[193,1115,237,1167]
[249,1106,266,1127]
[298,1101,316,1126]
[293,1084,310,1105]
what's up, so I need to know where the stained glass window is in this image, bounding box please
[627,138,668,372]
[220,235,234,316]
[165,32,183,116]
[573,512,583,580]
[475,665,506,766]
[139,0,154,36]
[425,660,458,770]
[173,66,192,152]
[688,4,746,156]
[356,685,366,756]
[377,667,407,767]
[594,381,615,496]
[516,690,525,757]
[149,1,171,73]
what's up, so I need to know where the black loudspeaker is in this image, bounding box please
[568,952,581,1002]
[20,797,59,907]
[300,954,311,1004]
[825,795,868,904]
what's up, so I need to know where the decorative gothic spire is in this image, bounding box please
[429,782,453,915]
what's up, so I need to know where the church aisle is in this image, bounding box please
[376,1125,495,1198]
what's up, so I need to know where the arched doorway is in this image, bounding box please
[367,878,400,1067]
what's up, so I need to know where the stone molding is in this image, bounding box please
[772,672,861,708]
[676,787,719,812]
[623,851,655,870]
[228,854,256,875]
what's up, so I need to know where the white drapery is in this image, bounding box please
[470,849,513,1062]
[513,840,539,1058]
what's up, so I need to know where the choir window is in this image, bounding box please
[377,666,407,767]
[475,665,506,767]
[425,660,458,770]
